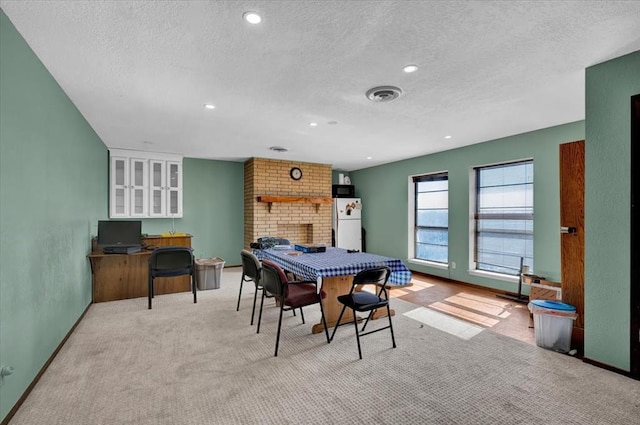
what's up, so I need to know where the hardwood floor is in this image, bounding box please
[389,272,536,346]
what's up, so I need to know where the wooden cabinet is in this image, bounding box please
[88,234,192,302]
[109,149,183,218]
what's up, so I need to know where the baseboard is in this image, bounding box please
[409,270,515,296]
[582,357,636,380]
[1,302,92,425]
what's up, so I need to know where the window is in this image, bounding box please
[474,160,533,275]
[414,172,448,263]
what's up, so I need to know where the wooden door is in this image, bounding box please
[560,140,585,353]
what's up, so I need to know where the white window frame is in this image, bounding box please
[407,171,449,270]
[468,159,533,283]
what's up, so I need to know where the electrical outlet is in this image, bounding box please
[451,261,456,269]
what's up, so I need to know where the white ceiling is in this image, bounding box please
[2,1,640,171]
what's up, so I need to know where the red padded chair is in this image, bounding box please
[256,259,330,356]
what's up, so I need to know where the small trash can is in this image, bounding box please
[528,300,577,353]
[195,257,225,290]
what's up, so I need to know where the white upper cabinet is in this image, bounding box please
[110,156,129,217]
[109,149,183,218]
[149,160,166,217]
[167,161,183,217]
[129,157,148,217]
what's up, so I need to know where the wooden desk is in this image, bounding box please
[88,234,192,302]
[255,247,412,334]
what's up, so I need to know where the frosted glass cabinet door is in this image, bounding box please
[149,160,166,217]
[167,161,183,217]
[109,149,183,218]
[130,158,148,216]
[110,157,129,217]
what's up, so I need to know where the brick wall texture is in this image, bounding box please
[244,158,333,248]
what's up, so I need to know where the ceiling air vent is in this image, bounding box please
[366,86,402,103]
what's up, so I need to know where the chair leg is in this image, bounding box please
[148,277,153,310]
[250,285,259,325]
[318,295,330,343]
[193,274,197,304]
[274,300,285,357]
[329,304,348,342]
[256,289,266,334]
[299,307,305,324]
[236,276,244,311]
[352,308,363,360]
[361,309,375,332]
[387,303,397,349]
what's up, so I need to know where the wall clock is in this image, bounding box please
[290,167,302,180]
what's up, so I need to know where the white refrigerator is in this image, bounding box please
[333,198,362,251]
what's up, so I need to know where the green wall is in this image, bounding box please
[585,50,640,371]
[138,157,244,266]
[0,10,108,421]
[351,122,584,293]
[0,10,246,422]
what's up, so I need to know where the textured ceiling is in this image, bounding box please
[2,1,639,171]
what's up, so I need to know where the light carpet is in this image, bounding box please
[7,268,640,425]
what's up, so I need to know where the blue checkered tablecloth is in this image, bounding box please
[254,247,412,286]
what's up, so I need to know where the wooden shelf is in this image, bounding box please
[257,195,333,212]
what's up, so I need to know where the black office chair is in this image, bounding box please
[257,259,330,356]
[148,246,196,309]
[329,267,396,359]
[237,249,263,325]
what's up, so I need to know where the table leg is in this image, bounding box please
[312,275,354,334]
[311,275,395,333]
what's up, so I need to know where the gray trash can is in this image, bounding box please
[195,257,225,290]
[528,300,577,353]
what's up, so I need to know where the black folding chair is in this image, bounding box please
[148,246,196,309]
[329,267,396,359]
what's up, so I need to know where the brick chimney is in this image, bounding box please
[244,158,333,248]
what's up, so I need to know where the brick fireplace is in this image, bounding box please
[244,158,333,248]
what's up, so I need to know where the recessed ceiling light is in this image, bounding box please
[367,156,373,160]
[403,64,418,73]
[309,122,318,127]
[243,11,262,24]
[204,104,215,109]
[444,135,452,139]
